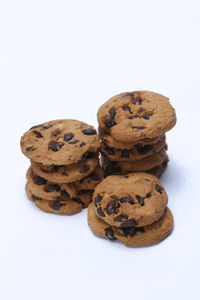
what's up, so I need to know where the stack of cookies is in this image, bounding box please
[97,91,176,177]
[88,173,173,247]
[20,119,102,215]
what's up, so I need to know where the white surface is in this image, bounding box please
[0,1,200,299]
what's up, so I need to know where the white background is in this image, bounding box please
[0,1,200,299]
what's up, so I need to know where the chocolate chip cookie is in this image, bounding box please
[26,182,92,215]
[97,91,176,142]
[88,203,173,247]
[21,119,100,165]
[31,155,99,183]
[93,173,168,227]
[100,135,166,161]
[101,148,168,173]
[99,127,164,150]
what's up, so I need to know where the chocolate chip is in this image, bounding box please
[43,124,53,129]
[123,106,131,112]
[82,128,97,135]
[53,165,62,171]
[97,207,105,217]
[132,126,145,130]
[105,146,115,156]
[105,108,116,128]
[51,201,64,210]
[114,215,128,222]
[129,227,144,237]
[33,176,47,185]
[136,195,145,206]
[94,195,102,206]
[106,201,120,215]
[26,146,36,151]
[133,98,142,105]
[68,139,79,144]
[121,219,136,227]
[29,124,41,130]
[45,184,60,192]
[124,175,129,178]
[80,165,90,173]
[80,152,95,162]
[146,192,152,198]
[64,134,74,142]
[32,195,42,201]
[135,144,153,154]
[120,197,134,205]
[120,227,131,236]
[34,132,43,138]
[105,227,116,240]
[90,173,100,181]
[80,142,86,147]
[155,184,164,194]
[60,189,70,198]
[49,141,64,152]
[61,172,68,176]
[72,197,85,208]
[52,130,61,137]
[121,149,129,158]
[143,113,153,120]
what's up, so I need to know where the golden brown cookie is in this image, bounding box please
[26,167,77,200]
[100,149,168,173]
[20,119,100,165]
[93,173,168,227]
[97,91,176,142]
[26,166,103,200]
[88,203,173,247]
[102,158,168,178]
[26,182,92,215]
[31,155,99,183]
[99,127,164,150]
[100,135,166,162]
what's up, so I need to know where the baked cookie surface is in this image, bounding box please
[21,119,100,165]
[31,155,99,183]
[100,135,166,162]
[26,182,92,215]
[26,166,102,200]
[88,203,173,247]
[97,91,176,142]
[101,149,168,173]
[93,173,168,227]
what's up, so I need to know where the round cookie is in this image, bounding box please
[100,135,166,162]
[93,173,168,227]
[26,167,77,200]
[26,166,102,200]
[31,155,99,183]
[102,158,168,178]
[99,127,164,150]
[20,119,100,165]
[26,182,92,215]
[88,203,173,247]
[97,91,176,142]
[100,148,168,173]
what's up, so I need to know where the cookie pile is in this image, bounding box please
[88,173,173,246]
[97,91,176,177]
[20,119,102,215]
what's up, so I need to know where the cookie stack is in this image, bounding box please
[20,119,102,215]
[88,173,173,247]
[97,91,176,177]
